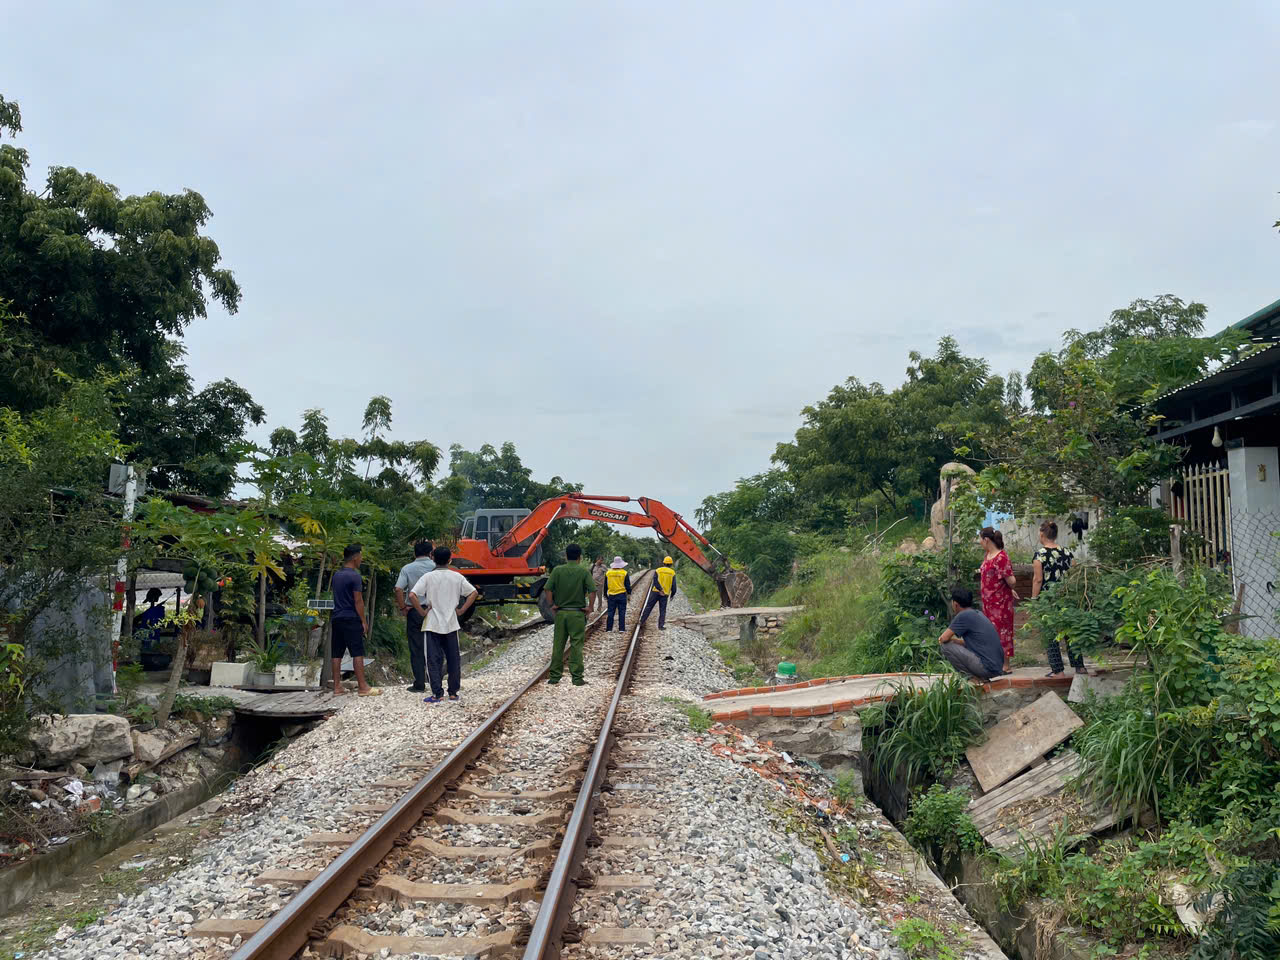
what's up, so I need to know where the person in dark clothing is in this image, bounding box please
[394,540,435,692]
[937,586,1005,681]
[639,556,677,630]
[330,543,379,697]
[133,587,166,639]
[603,556,631,632]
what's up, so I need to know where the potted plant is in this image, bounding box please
[245,636,285,688]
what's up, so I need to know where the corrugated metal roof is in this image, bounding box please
[1151,342,1277,406]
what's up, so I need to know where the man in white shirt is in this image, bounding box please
[408,545,479,703]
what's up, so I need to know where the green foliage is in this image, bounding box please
[0,95,266,498]
[661,697,714,733]
[903,785,984,857]
[979,296,1242,515]
[832,771,860,806]
[1021,561,1129,658]
[1113,566,1229,710]
[773,337,1009,519]
[862,674,984,785]
[992,830,1187,948]
[244,635,287,673]
[1213,634,1280,755]
[171,693,236,716]
[1191,862,1280,960]
[114,663,145,707]
[710,640,767,686]
[0,326,128,750]
[1091,506,1187,565]
[892,918,959,960]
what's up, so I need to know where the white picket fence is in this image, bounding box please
[1169,462,1232,566]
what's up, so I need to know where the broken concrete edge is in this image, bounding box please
[0,772,231,915]
[704,671,1079,707]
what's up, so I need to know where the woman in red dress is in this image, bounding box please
[979,526,1019,669]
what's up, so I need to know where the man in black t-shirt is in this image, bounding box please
[938,586,1005,681]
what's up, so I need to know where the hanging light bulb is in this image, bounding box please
[1211,425,1223,448]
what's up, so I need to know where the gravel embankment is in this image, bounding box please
[32,591,972,960]
[30,615,574,960]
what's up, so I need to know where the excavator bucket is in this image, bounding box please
[716,568,754,608]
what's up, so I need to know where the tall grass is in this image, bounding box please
[863,674,985,784]
[768,550,886,675]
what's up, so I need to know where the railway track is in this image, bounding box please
[194,572,662,960]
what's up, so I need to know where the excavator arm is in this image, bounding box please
[493,493,753,607]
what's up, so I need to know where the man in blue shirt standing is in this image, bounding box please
[394,540,435,693]
[330,543,380,697]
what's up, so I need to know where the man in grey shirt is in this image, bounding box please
[938,586,1005,681]
[395,540,435,692]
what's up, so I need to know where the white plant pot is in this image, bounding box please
[275,662,321,688]
[249,670,276,688]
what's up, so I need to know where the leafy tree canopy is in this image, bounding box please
[0,93,263,498]
[773,337,1009,518]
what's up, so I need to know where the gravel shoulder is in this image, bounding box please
[24,591,984,960]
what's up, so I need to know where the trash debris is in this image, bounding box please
[63,778,85,800]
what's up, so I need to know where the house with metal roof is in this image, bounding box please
[1152,297,1280,638]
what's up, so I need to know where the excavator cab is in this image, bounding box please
[460,508,543,567]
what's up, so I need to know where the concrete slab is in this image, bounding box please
[707,674,945,715]
[674,605,805,621]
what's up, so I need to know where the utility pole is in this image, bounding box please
[108,464,138,694]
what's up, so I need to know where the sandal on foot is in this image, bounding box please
[358,688,382,697]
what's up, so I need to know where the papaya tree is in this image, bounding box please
[135,500,282,726]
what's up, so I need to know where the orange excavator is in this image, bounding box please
[449,493,753,623]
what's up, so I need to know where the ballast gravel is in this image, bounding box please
[28,590,968,960]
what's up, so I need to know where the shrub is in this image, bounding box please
[832,771,860,806]
[903,785,984,857]
[892,918,958,960]
[1091,506,1182,565]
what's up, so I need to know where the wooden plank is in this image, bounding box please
[965,692,1083,792]
[968,750,1121,851]
[969,754,1079,831]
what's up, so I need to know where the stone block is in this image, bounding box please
[132,730,165,764]
[1068,671,1130,703]
[210,661,251,687]
[30,714,133,766]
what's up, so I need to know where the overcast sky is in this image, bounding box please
[7,2,1280,521]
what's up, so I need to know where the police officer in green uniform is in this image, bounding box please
[544,543,598,685]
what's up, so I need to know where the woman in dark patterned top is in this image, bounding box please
[1032,520,1087,676]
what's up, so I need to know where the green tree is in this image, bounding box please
[981,296,1243,514]
[135,499,282,725]
[0,94,239,406]
[0,304,130,750]
[773,337,1008,521]
[116,341,265,498]
[447,442,582,564]
[0,94,264,497]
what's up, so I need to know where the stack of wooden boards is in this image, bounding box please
[965,692,1121,852]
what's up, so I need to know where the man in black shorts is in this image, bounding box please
[330,543,380,696]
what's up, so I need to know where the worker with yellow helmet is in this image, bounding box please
[639,556,677,630]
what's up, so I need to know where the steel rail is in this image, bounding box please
[521,580,651,959]
[230,572,649,960]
